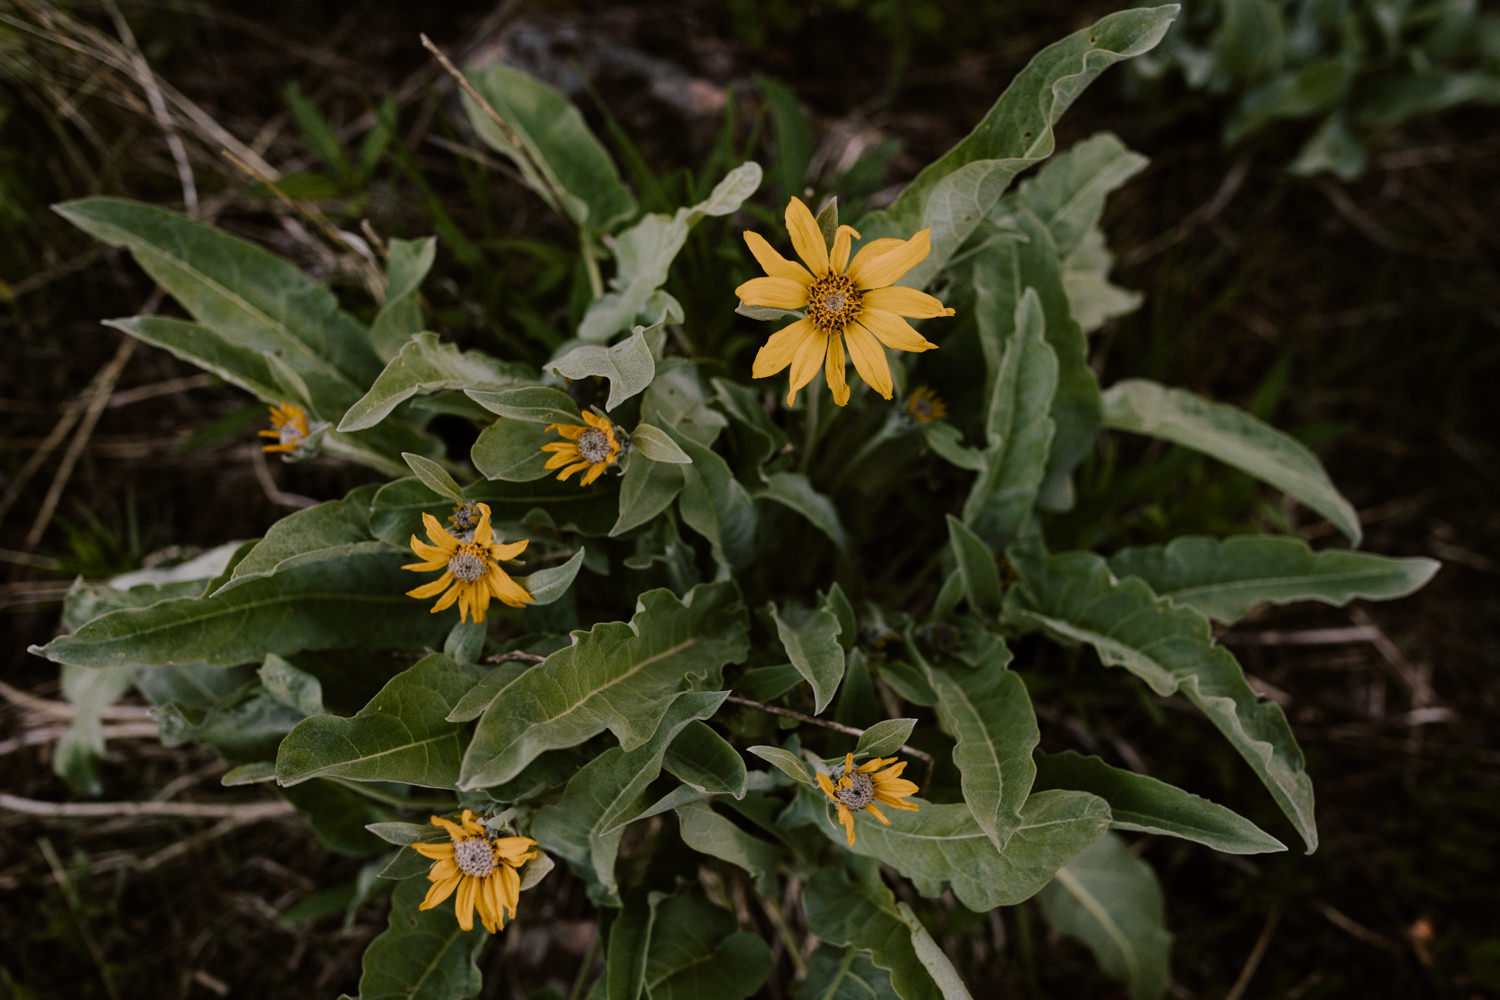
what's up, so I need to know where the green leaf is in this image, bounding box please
[521,547,587,605]
[531,691,728,894]
[471,418,555,482]
[640,359,729,447]
[803,866,972,1000]
[854,6,1179,285]
[465,385,582,425]
[794,946,901,1000]
[53,664,135,795]
[276,653,483,788]
[104,316,281,401]
[259,653,325,716]
[676,433,758,571]
[1034,751,1286,854]
[1012,132,1149,258]
[608,892,664,1000]
[915,645,1036,852]
[1061,227,1142,334]
[1225,55,1354,145]
[711,377,785,473]
[643,895,772,1000]
[365,821,433,846]
[772,604,845,714]
[611,451,685,536]
[459,582,748,788]
[675,801,780,879]
[758,472,851,552]
[463,61,636,233]
[1100,379,1361,545]
[664,721,747,797]
[1039,833,1171,1000]
[945,516,1004,617]
[550,327,657,411]
[579,162,762,341]
[355,875,485,1000]
[340,332,531,432]
[1006,547,1318,852]
[631,423,691,464]
[371,236,437,362]
[746,745,814,786]
[832,791,1111,911]
[854,718,917,759]
[402,452,464,500]
[1107,534,1438,624]
[32,545,451,669]
[55,197,380,386]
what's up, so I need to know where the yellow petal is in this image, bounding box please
[480,875,505,932]
[431,580,461,613]
[816,772,838,800]
[408,536,450,563]
[861,285,955,319]
[420,512,454,548]
[431,815,467,839]
[454,876,478,931]
[838,804,856,846]
[752,318,817,379]
[427,856,460,881]
[734,276,809,310]
[845,324,895,400]
[825,331,850,407]
[847,229,932,289]
[547,422,586,440]
[865,802,891,825]
[402,557,448,573]
[492,538,528,561]
[473,509,494,547]
[556,460,592,482]
[412,841,455,860]
[406,573,454,599]
[544,449,580,470]
[829,224,861,273]
[858,756,897,773]
[842,752,856,773]
[874,760,907,778]
[744,230,814,284]
[785,329,828,407]
[493,837,538,863]
[856,309,937,354]
[498,864,522,919]
[877,791,920,811]
[420,872,461,910]
[581,462,607,486]
[845,237,907,277]
[785,197,829,276]
[489,564,534,608]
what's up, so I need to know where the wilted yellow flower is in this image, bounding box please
[736,197,955,407]
[258,401,310,454]
[541,410,621,486]
[412,809,538,933]
[403,501,532,622]
[817,751,920,845]
[905,386,947,424]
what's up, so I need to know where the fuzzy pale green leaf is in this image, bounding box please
[340,332,530,432]
[371,236,436,362]
[772,603,845,714]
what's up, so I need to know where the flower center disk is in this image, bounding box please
[448,545,488,582]
[577,427,612,464]
[453,837,496,877]
[835,770,876,810]
[806,273,862,333]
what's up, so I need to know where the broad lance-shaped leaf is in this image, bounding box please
[772,603,845,714]
[1108,534,1438,624]
[611,451,685,537]
[675,800,780,881]
[463,61,636,234]
[579,162,762,341]
[104,316,281,402]
[1006,547,1319,852]
[31,544,452,669]
[827,789,1110,912]
[1034,750,1286,854]
[1011,131,1148,259]
[643,895,772,1000]
[275,653,483,789]
[1062,226,1142,334]
[458,582,748,788]
[55,197,381,386]
[370,236,436,362]
[606,892,663,1000]
[854,6,1179,286]
[758,472,851,552]
[912,638,1036,852]
[226,483,378,582]
[1101,379,1362,545]
[339,332,531,432]
[531,691,727,896]
[471,418,555,482]
[1038,833,1172,1000]
[804,865,972,1000]
[548,326,655,410]
[355,875,485,1000]
[676,433,758,572]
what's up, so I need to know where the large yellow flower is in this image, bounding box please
[258,401,310,454]
[736,197,955,407]
[541,410,622,486]
[403,501,533,622]
[412,809,539,933]
[816,751,920,845]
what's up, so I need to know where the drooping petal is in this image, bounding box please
[861,285,955,319]
[825,331,850,407]
[855,309,938,353]
[454,875,479,931]
[556,459,592,482]
[816,772,838,800]
[421,872,462,910]
[786,329,828,406]
[480,875,505,932]
[431,580,461,613]
[847,229,932,289]
[752,318,818,379]
[844,324,894,400]
[406,573,454,600]
[734,276,810,310]
[829,224,861,273]
[865,802,891,825]
[743,230,814,285]
[471,581,492,623]
[544,448,580,470]
[837,804,856,846]
[580,462,607,486]
[546,422,586,441]
[492,837,538,864]
[785,197,829,276]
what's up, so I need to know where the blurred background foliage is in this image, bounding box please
[1,1,1497,997]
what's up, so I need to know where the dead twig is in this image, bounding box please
[0,792,296,822]
[1224,904,1280,1000]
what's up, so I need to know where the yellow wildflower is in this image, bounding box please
[816,751,920,845]
[736,197,955,407]
[403,501,533,622]
[541,410,621,486]
[411,809,538,933]
[905,386,947,424]
[258,401,310,454]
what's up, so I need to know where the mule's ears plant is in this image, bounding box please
[35,6,1441,998]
